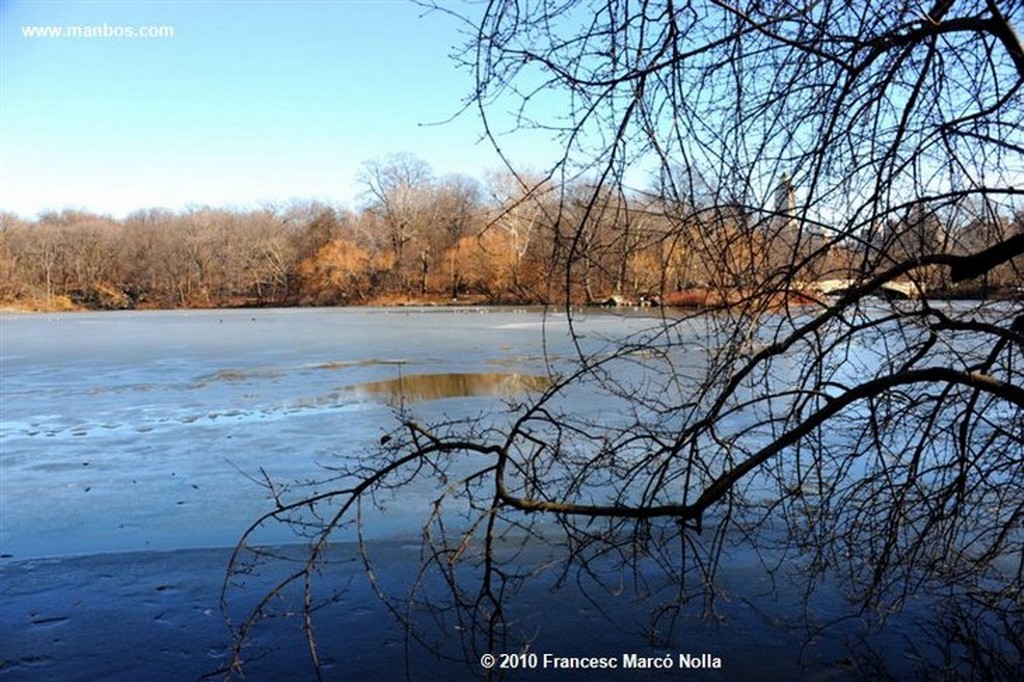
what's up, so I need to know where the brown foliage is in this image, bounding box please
[298,239,383,305]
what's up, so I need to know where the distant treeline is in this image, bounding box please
[2,156,1021,311]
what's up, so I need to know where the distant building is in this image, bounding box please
[775,173,795,230]
[772,173,801,254]
[867,204,946,261]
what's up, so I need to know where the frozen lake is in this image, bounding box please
[2,307,647,559]
[0,306,1005,680]
[0,307,748,680]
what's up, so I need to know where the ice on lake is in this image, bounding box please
[0,307,652,559]
[1,306,982,680]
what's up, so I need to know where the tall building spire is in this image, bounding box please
[775,173,796,247]
[775,173,795,224]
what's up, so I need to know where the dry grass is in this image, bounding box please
[0,295,81,313]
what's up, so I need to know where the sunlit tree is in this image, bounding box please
[360,153,437,295]
[297,239,376,304]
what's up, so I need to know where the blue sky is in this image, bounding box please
[1,0,555,218]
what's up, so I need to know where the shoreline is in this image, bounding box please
[2,282,1015,315]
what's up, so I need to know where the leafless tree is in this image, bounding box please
[222,1,1024,677]
[360,153,437,294]
[426,173,483,298]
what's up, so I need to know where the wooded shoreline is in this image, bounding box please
[5,159,1021,314]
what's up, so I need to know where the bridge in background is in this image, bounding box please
[814,279,924,300]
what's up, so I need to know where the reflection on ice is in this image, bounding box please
[0,307,597,559]
[343,371,553,405]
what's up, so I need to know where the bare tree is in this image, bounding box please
[222,2,1024,678]
[426,173,482,298]
[360,153,436,294]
